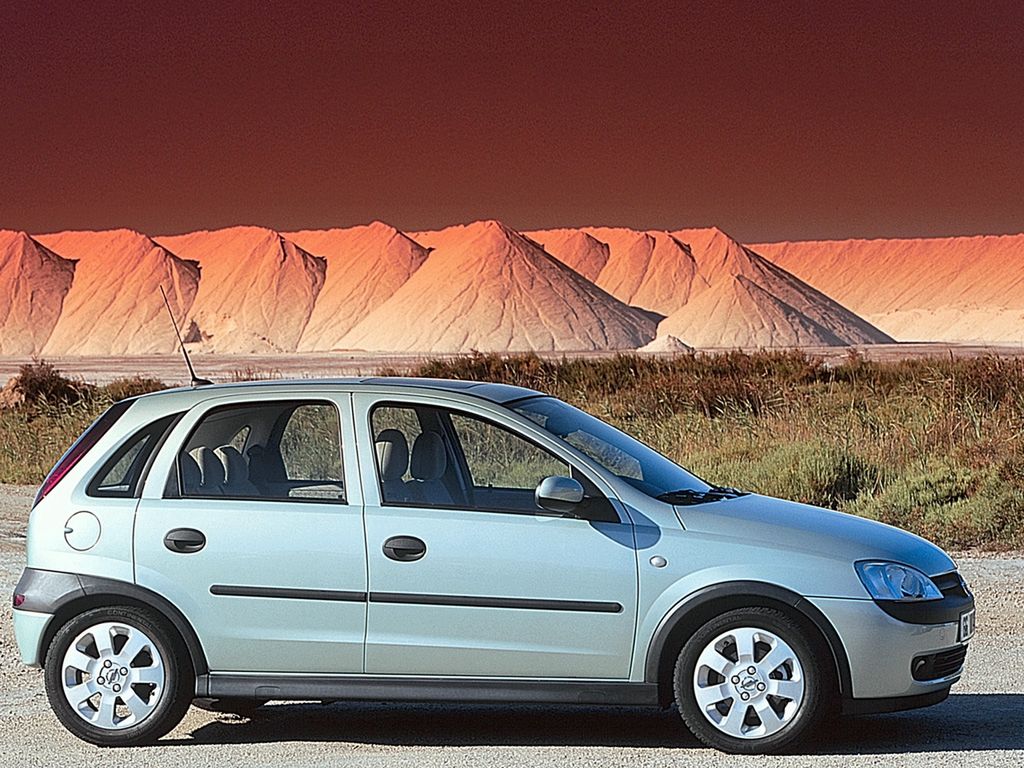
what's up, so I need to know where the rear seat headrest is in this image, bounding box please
[215,445,250,486]
[180,452,201,493]
[194,446,225,488]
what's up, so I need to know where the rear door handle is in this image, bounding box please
[164,527,206,554]
[383,536,426,562]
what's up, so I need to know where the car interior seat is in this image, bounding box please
[193,446,226,495]
[247,444,286,492]
[375,429,412,503]
[216,445,259,496]
[407,430,454,505]
[179,451,202,495]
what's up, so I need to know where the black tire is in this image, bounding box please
[673,607,831,754]
[44,605,194,746]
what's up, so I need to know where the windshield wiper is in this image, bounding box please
[657,486,747,505]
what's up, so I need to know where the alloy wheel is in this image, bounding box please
[692,625,805,739]
[60,621,166,730]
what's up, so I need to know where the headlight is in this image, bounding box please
[855,561,943,601]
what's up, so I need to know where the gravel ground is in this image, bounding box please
[2,483,1022,767]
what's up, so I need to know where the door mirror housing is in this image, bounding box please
[535,475,585,515]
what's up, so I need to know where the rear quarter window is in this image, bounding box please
[87,413,183,498]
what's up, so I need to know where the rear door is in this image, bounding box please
[355,393,638,679]
[135,393,367,674]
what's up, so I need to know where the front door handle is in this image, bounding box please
[164,527,206,554]
[383,535,426,562]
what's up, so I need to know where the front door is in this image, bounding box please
[135,394,366,674]
[356,395,638,679]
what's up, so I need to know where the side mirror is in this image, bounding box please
[535,475,585,515]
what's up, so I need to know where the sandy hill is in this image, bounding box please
[523,229,610,282]
[338,220,657,352]
[158,227,325,353]
[0,231,76,355]
[754,235,1024,343]
[34,229,199,355]
[286,222,430,351]
[533,225,891,347]
[658,228,893,347]
[638,334,692,353]
[530,227,698,316]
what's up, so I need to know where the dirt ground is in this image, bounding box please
[1,343,1023,386]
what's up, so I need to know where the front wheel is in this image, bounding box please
[44,605,194,746]
[674,607,830,754]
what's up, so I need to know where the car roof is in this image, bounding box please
[133,376,543,408]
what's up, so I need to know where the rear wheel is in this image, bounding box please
[44,606,193,746]
[674,607,829,754]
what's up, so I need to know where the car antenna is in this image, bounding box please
[159,285,212,387]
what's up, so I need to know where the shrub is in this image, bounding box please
[102,376,168,401]
[14,361,90,406]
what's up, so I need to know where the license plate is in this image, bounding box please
[959,609,976,642]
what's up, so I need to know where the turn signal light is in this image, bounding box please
[13,593,25,608]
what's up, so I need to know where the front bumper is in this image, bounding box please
[810,594,972,702]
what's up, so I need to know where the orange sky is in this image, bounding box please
[1,1,1022,241]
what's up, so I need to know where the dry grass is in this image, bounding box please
[2,352,1021,550]
[405,352,1024,550]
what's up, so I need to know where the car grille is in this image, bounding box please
[932,571,970,598]
[912,646,969,681]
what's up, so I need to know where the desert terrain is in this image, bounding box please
[4,222,1021,359]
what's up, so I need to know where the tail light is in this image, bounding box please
[34,400,133,507]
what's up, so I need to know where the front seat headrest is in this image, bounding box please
[375,429,410,481]
[410,431,447,481]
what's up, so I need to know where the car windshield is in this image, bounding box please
[512,396,711,499]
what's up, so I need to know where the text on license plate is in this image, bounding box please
[959,609,976,642]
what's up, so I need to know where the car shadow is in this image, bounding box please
[169,693,1024,753]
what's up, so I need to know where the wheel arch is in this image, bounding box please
[644,581,851,706]
[38,573,208,678]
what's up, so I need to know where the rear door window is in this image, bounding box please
[175,400,345,502]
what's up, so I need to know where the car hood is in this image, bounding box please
[676,493,956,577]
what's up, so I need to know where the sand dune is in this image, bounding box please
[0,231,76,355]
[286,222,429,351]
[524,229,610,282]
[158,227,325,353]
[533,225,891,347]
[661,228,892,347]
[338,220,657,352]
[9,220,1010,356]
[34,229,199,355]
[754,235,1024,343]
[638,335,692,353]
[556,227,699,315]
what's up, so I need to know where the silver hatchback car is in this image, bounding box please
[12,378,974,753]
